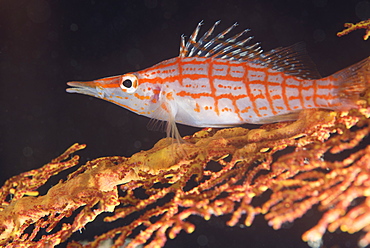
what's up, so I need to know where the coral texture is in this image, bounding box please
[337,19,370,40]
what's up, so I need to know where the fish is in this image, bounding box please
[67,21,369,141]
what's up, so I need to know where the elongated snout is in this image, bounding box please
[66,75,122,97]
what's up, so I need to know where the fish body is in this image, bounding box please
[67,21,369,138]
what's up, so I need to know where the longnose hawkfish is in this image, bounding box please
[67,21,369,142]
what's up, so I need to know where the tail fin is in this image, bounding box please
[332,56,370,109]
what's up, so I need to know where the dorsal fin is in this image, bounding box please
[179,21,321,79]
[179,20,263,61]
[258,43,322,79]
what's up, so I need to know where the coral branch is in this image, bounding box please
[1,91,370,247]
[337,19,370,40]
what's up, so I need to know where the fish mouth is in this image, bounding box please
[66,75,121,98]
[66,81,99,97]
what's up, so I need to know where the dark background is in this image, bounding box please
[0,0,370,247]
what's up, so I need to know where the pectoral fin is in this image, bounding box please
[148,101,184,143]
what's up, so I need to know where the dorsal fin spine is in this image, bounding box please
[179,21,321,79]
[179,34,186,57]
[237,36,253,47]
[200,20,220,41]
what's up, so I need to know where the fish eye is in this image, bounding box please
[122,79,132,88]
[120,74,138,93]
